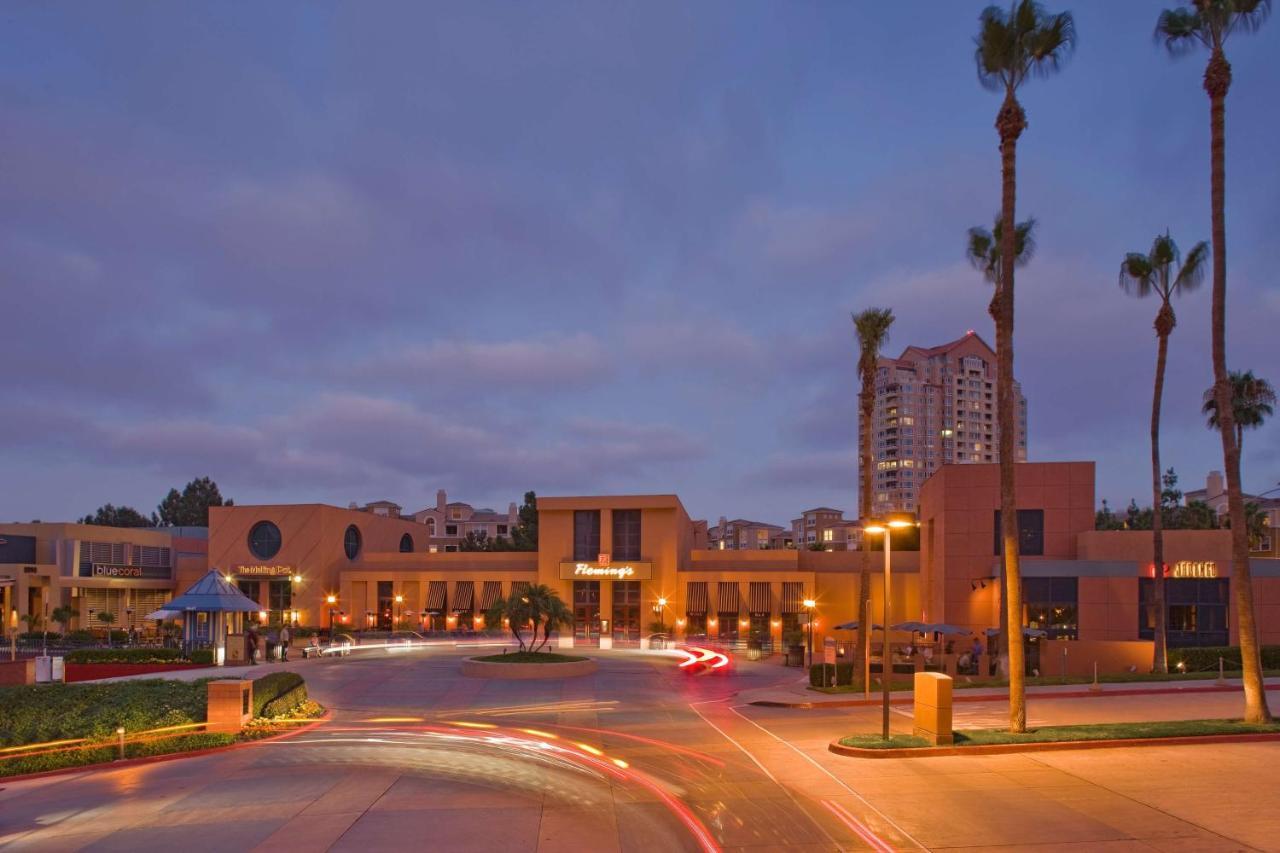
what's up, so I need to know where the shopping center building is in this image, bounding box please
[0,523,207,636]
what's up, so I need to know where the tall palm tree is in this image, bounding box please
[967,215,1036,675]
[974,0,1074,733]
[852,307,895,682]
[1202,369,1275,450]
[1119,233,1209,674]
[1158,0,1272,724]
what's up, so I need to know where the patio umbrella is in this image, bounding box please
[890,621,932,634]
[832,620,884,631]
[927,624,972,636]
[984,627,1048,638]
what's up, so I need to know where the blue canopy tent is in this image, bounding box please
[147,570,262,665]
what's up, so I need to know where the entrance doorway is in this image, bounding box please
[611,581,640,646]
[573,581,601,646]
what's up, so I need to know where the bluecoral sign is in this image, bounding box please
[235,565,295,577]
[559,561,653,580]
[88,564,170,580]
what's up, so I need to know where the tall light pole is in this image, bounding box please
[326,595,337,636]
[863,512,916,741]
[394,594,404,629]
[802,598,817,668]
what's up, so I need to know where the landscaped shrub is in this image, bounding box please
[18,632,61,642]
[189,649,215,665]
[0,679,210,747]
[809,663,856,687]
[1167,645,1280,672]
[260,683,308,718]
[62,630,98,646]
[65,648,186,664]
[252,672,305,718]
[0,732,236,779]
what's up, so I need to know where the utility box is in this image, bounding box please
[207,679,253,733]
[51,656,64,683]
[225,633,246,664]
[34,656,53,683]
[913,671,953,745]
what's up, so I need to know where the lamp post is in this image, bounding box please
[394,594,404,629]
[657,597,667,634]
[863,512,917,741]
[802,598,816,668]
[326,595,337,637]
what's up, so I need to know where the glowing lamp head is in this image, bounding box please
[802,598,816,609]
[258,610,267,621]
[657,597,667,607]
[326,595,337,605]
[394,594,404,603]
[292,575,303,584]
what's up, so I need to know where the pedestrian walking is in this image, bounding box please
[279,624,291,661]
[246,628,260,665]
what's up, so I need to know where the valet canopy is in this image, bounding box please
[146,570,262,618]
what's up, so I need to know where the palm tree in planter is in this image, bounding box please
[975,0,1075,733]
[1120,232,1209,673]
[98,611,116,647]
[51,605,74,637]
[20,613,42,636]
[487,594,532,652]
[1202,369,1275,452]
[1158,0,1271,724]
[852,307,895,680]
[967,214,1037,676]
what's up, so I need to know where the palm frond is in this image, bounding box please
[1155,7,1208,54]
[852,308,895,374]
[1222,0,1272,37]
[1174,240,1210,293]
[1119,253,1156,297]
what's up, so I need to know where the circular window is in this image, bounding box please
[344,524,362,560]
[248,521,282,560]
[399,533,414,553]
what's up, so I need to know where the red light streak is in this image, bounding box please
[677,645,729,671]
[821,799,894,853]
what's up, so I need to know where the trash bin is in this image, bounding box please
[51,656,65,683]
[35,656,52,683]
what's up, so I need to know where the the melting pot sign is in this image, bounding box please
[558,561,653,580]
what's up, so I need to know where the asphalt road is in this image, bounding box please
[1,647,1278,851]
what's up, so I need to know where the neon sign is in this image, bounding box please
[1170,560,1217,579]
[558,560,652,580]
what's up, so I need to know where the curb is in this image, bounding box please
[827,730,1280,759]
[0,711,331,786]
[751,682,1280,709]
[460,657,598,679]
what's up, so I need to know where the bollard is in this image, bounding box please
[117,727,126,760]
[1216,656,1227,686]
[1089,661,1102,692]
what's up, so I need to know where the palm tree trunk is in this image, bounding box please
[1205,49,1270,723]
[1150,320,1170,674]
[997,89,1026,733]
[855,375,874,678]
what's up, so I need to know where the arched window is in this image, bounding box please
[344,525,362,560]
[399,533,414,553]
[426,518,436,535]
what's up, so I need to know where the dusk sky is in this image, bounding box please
[3,1,1277,526]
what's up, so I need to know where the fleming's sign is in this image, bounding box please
[235,564,296,577]
[559,561,653,580]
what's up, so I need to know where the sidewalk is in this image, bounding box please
[739,674,1280,708]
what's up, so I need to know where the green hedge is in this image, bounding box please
[260,684,308,718]
[62,630,99,646]
[252,672,305,718]
[65,648,186,664]
[0,679,209,747]
[809,663,858,687]
[18,631,61,642]
[0,732,236,779]
[189,649,215,665]
[1167,645,1280,672]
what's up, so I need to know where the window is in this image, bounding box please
[237,580,261,605]
[612,509,642,561]
[343,525,362,560]
[445,524,457,536]
[399,533,414,553]
[269,580,291,614]
[248,521,282,560]
[573,510,601,561]
[1023,577,1078,639]
[497,524,508,536]
[1140,578,1229,647]
[993,510,1044,556]
[822,529,834,542]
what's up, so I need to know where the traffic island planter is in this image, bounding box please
[829,725,1280,758]
[461,655,597,679]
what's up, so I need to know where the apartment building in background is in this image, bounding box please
[863,331,1027,516]
[353,491,518,552]
[791,508,860,551]
[708,518,787,550]
[1184,470,1279,557]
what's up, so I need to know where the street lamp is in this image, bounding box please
[326,595,337,636]
[863,511,917,741]
[394,594,404,628]
[802,598,817,667]
[656,597,667,634]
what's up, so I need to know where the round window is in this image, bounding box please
[344,524,362,560]
[399,533,414,553]
[248,521,282,560]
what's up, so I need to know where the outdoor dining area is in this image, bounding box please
[830,619,1049,677]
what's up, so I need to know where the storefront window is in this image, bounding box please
[717,613,739,641]
[573,580,600,643]
[1023,577,1078,639]
[685,613,707,636]
[238,580,262,606]
[612,580,640,643]
[993,509,1045,556]
[268,580,291,624]
[1139,578,1229,647]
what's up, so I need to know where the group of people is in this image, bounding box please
[244,624,292,665]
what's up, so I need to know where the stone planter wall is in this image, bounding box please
[460,657,598,679]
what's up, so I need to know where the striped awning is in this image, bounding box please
[452,581,475,613]
[686,582,708,615]
[748,582,771,616]
[717,582,740,614]
[480,580,502,611]
[426,581,447,613]
[511,580,531,599]
[781,582,804,614]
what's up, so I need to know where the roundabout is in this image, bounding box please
[460,651,598,679]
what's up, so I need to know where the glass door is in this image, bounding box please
[611,581,640,646]
[573,581,601,645]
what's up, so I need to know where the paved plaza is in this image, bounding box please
[1,648,1278,851]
